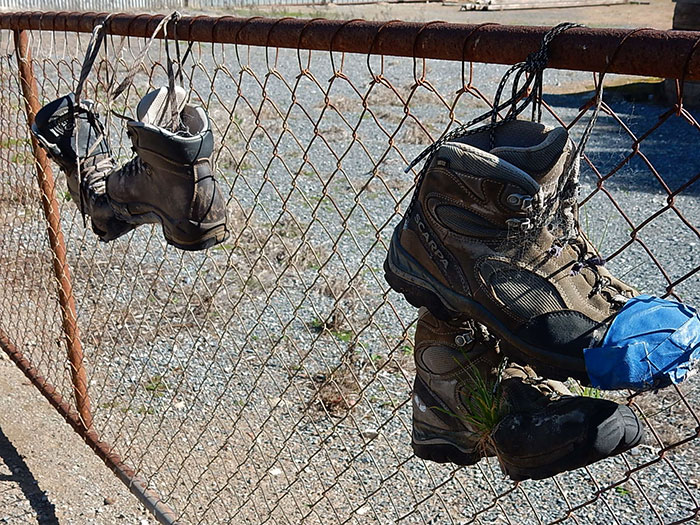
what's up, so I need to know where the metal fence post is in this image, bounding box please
[13,28,93,430]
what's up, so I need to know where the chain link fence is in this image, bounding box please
[0,13,698,524]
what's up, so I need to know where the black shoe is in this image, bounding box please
[31,93,134,241]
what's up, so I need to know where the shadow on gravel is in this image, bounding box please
[544,86,700,197]
[0,426,58,524]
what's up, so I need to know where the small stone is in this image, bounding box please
[362,430,379,439]
[174,401,186,410]
[269,467,283,476]
[104,497,116,505]
[357,506,370,516]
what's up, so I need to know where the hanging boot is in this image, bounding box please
[413,308,644,480]
[107,86,229,251]
[31,93,134,241]
[385,120,641,383]
[412,307,502,465]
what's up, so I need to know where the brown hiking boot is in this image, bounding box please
[107,87,229,251]
[386,120,636,382]
[412,308,501,465]
[413,308,644,481]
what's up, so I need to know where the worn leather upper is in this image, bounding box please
[401,120,636,355]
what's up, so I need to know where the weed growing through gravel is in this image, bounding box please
[144,375,168,396]
[332,330,353,343]
[615,486,632,497]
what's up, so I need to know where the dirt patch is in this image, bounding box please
[195,0,674,30]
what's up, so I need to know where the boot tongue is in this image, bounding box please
[136,86,187,127]
[491,126,570,183]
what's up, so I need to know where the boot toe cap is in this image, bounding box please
[492,398,643,481]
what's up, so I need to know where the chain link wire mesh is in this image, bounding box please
[0,29,78,409]
[0,16,698,524]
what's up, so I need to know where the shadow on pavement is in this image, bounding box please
[543,84,700,197]
[0,425,58,524]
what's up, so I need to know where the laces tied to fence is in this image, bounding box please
[68,12,190,224]
[72,15,112,225]
[404,22,582,176]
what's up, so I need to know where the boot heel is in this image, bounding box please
[162,221,229,252]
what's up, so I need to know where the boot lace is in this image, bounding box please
[547,206,632,306]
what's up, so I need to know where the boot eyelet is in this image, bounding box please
[506,218,532,231]
[455,333,474,347]
[507,193,533,211]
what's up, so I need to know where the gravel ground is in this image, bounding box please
[1,1,699,524]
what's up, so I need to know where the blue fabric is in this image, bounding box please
[583,295,700,391]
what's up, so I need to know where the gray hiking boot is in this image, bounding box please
[31,93,135,241]
[385,120,637,383]
[107,87,229,251]
[413,308,644,480]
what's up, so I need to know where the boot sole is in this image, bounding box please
[111,201,229,251]
[412,436,481,466]
[164,221,229,251]
[384,226,589,383]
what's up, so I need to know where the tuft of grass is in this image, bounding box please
[615,486,631,496]
[10,151,32,165]
[144,374,168,396]
[576,385,603,398]
[309,318,324,332]
[582,205,615,255]
[308,320,353,342]
[439,357,508,456]
[332,329,353,343]
[460,365,507,444]
[0,137,29,148]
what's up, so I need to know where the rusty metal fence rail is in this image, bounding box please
[0,0,404,13]
[0,12,698,524]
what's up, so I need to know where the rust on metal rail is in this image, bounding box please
[0,12,699,81]
[0,329,181,525]
[14,28,93,430]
